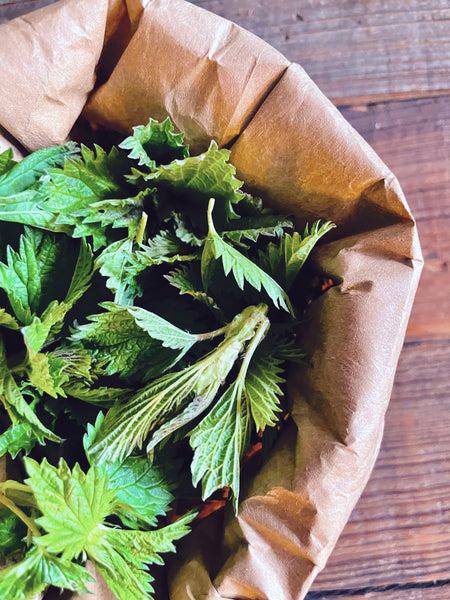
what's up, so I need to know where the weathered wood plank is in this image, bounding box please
[339,96,450,339]
[188,0,450,104]
[308,337,450,592]
[307,583,450,600]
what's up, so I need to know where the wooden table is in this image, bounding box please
[1,1,449,599]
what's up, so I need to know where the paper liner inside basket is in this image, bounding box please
[0,1,422,599]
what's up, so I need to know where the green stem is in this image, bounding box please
[0,493,41,538]
[135,211,148,245]
[0,480,33,494]
[206,198,216,234]
[237,317,270,383]
[196,324,229,341]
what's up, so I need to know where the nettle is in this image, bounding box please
[0,118,334,599]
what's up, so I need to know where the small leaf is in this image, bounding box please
[202,199,294,315]
[222,213,292,248]
[0,148,16,177]
[0,423,39,459]
[120,117,189,169]
[0,545,92,599]
[0,337,61,443]
[96,238,143,305]
[165,266,224,315]
[0,308,19,330]
[0,507,27,557]
[259,221,336,289]
[127,305,201,351]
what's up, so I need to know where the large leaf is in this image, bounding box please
[24,458,195,600]
[89,305,268,464]
[190,380,251,513]
[0,228,93,328]
[148,141,244,225]
[25,458,118,560]
[0,143,77,197]
[71,304,193,382]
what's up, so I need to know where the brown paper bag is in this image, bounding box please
[0,1,422,598]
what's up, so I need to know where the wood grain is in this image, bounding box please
[340,96,450,339]
[189,0,450,104]
[308,337,450,593]
[0,0,57,23]
[308,585,450,600]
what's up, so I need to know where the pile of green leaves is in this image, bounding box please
[0,118,334,599]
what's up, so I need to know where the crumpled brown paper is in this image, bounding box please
[0,1,423,599]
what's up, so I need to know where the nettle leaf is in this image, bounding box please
[71,304,190,382]
[0,228,92,329]
[89,512,196,600]
[90,304,268,465]
[65,381,131,406]
[165,265,224,316]
[21,302,67,352]
[24,458,194,600]
[149,141,244,224]
[39,145,132,249]
[96,238,144,305]
[127,305,201,351]
[0,423,39,459]
[173,213,205,247]
[134,231,199,273]
[0,143,77,197]
[189,307,270,511]
[0,337,61,443]
[0,190,65,232]
[0,506,27,557]
[0,545,92,600]
[244,342,286,432]
[120,117,189,169]
[0,148,16,177]
[83,188,151,241]
[17,239,93,359]
[0,308,19,330]
[64,237,95,307]
[0,230,53,324]
[23,345,68,398]
[190,380,251,513]
[25,458,118,560]
[222,213,292,248]
[259,220,336,290]
[0,144,78,234]
[84,414,173,528]
[202,199,294,315]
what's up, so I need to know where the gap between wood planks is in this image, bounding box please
[306,578,450,598]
